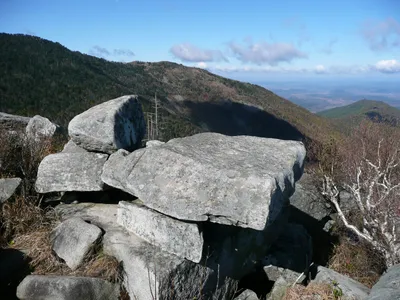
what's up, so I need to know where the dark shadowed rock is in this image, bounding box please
[263,223,312,284]
[0,248,31,299]
[68,95,146,154]
[118,201,204,263]
[290,173,332,221]
[367,264,400,300]
[102,133,306,230]
[16,275,119,300]
[51,217,102,270]
[36,152,108,193]
[0,177,21,203]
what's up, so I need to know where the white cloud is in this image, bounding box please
[374,59,400,73]
[170,43,227,62]
[314,65,327,74]
[196,62,208,69]
[361,17,400,51]
[228,40,307,66]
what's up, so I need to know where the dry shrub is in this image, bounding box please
[328,232,385,288]
[284,283,337,300]
[1,196,56,241]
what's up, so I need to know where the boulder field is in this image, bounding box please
[4,95,396,299]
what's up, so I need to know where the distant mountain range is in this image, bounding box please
[318,99,400,132]
[264,81,400,113]
[0,33,334,149]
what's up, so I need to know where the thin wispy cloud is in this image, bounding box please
[282,17,311,47]
[89,46,135,59]
[25,29,36,36]
[170,43,227,62]
[321,38,338,55]
[89,46,111,58]
[361,17,400,51]
[228,40,308,66]
[113,49,135,56]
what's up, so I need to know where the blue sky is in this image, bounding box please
[1,0,400,82]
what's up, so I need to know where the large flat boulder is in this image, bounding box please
[102,133,306,230]
[68,95,145,154]
[36,152,108,193]
[0,178,21,203]
[16,275,119,300]
[367,264,400,300]
[118,201,204,263]
[51,217,103,270]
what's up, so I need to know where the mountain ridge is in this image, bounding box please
[317,99,400,132]
[0,33,336,147]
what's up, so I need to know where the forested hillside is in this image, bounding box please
[0,33,335,145]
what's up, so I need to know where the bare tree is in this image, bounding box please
[320,121,400,267]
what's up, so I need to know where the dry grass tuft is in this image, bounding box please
[1,196,57,240]
[328,233,385,288]
[284,283,337,300]
[77,253,121,283]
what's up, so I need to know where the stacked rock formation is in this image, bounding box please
[33,95,307,300]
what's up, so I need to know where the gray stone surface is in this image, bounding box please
[62,140,88,153]
[16,275,119,300]
[263,265,303,284]
[146,140,165,148]
[103,226,237,300]
[68,95,146,154]
[313,266,370,299]
[290,173,332,221]
[58,202,287,298]
[51,217,102,270]
[26,115,59,141]
[36,152,108,193]
[102,133,306,230]
[55,203,119,231]
[367,263,400,300]
[268,276,291,300]
[118,201,204,263]
[0,177,21,203]
[235,289,259,300]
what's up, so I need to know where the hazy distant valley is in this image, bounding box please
[262,80,400,112]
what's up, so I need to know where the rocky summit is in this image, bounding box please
[6,95,394,300]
